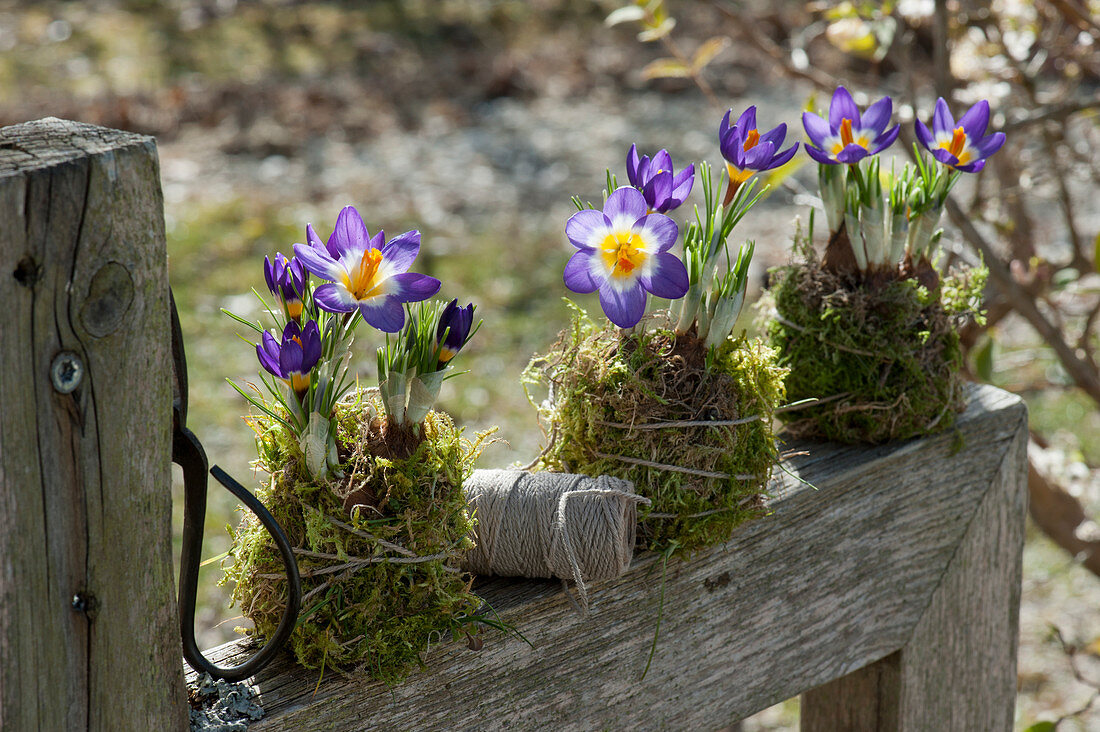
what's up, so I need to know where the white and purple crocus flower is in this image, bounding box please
[564,187,688,328]
[293,206,440,333]
[626,145,695,214]
[916,98,1006,174]
[803,86,900,165]
[257,320,322,397]
[718,107,799,196]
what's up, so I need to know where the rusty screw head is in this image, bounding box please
[50,351,84,394]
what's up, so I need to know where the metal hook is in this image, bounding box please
[170,289,301,681]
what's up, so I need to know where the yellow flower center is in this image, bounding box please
[285,299,304,320]
[601,230,647,279]
[438,346,459,364]
[725,163,754,186]
[939,126,971,165]
[345,247,385,300]
[830,118,872,155]
[289,372,310,393]
[742,128,760,151]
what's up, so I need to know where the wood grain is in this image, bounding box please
[192,384,1027,731]
[0,118,187,731]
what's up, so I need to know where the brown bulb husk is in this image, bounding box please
[224,392,494,682]
[762,235,986,444]
[525,308,786,554]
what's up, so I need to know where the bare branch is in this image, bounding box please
[946,199,1100,405]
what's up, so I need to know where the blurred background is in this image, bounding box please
[3,0,1098,728]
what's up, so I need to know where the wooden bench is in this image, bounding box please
[2,119,1028,731]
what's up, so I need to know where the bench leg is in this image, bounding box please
[801,423,1027,731]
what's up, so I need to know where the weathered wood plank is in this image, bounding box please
[193,384,1026,731]
[0,118,187,731]
[801,398,1026,731]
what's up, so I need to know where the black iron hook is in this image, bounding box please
[170,290,302,681]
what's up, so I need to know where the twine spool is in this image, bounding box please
[461,469,649,607]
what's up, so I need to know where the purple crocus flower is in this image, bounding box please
[564,186,687,328]
[292,206,441,333]
[803,86,900,165]
[256,320,322,396]
[915,98,1005,174]
[263,252,308,320]
[718,107,799,202]
[626,145,695,214]
[436,299,475,366]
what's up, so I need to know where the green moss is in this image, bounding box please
[763,249,986,444]
[525,310,787,554]
[224,392,491,683]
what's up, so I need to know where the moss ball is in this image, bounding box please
[526,311,786,554]
[764,255,986,444]
[224,392,489,683]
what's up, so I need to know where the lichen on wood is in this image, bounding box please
[525,307,786,554]
[224,391,492,683]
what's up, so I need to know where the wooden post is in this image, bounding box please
[800,402,1027,730]
[0,118,187,730]
[189,385,1027,731]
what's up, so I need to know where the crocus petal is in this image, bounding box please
[766,142,800,170]
[358,297,406,333]
[719,129,742,163]
[301,321,322,370]
[860,97,893,135]
[973,131,1006,158]
[914,118,935,150]
[636,213,679,253]
[958,100,990,138]
[805,144,838,165]
[380,229,420,274]
[742,141,777,168]
[835,144,870,164]
[651,150,673,175]
[388,272,441,302]
[642,171,673,211]
[869,124,900,153]
[736,106,756,132]
[306,224,325,251]
[263,256,277,293]
[603,187,648,229]
[829,87,861,130]
[292,242,344,282]
[802,112,831,148]
[565,209,610,249]
[955,159,987,174]
[930,147,961,167]
[257,332,284,377]
[718,109,732,136]
[640,251,689,300]
[313,282,358,313]
[626,143,641,186]
[564,250,603,293]
[932,98,954,136]
[280,320,303,340]
[328,206,370,260]
[668,164,695,205]
[758,123,787,149]
[599,282,647,329]
[438,299,459,334]
[280,339,304,376]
